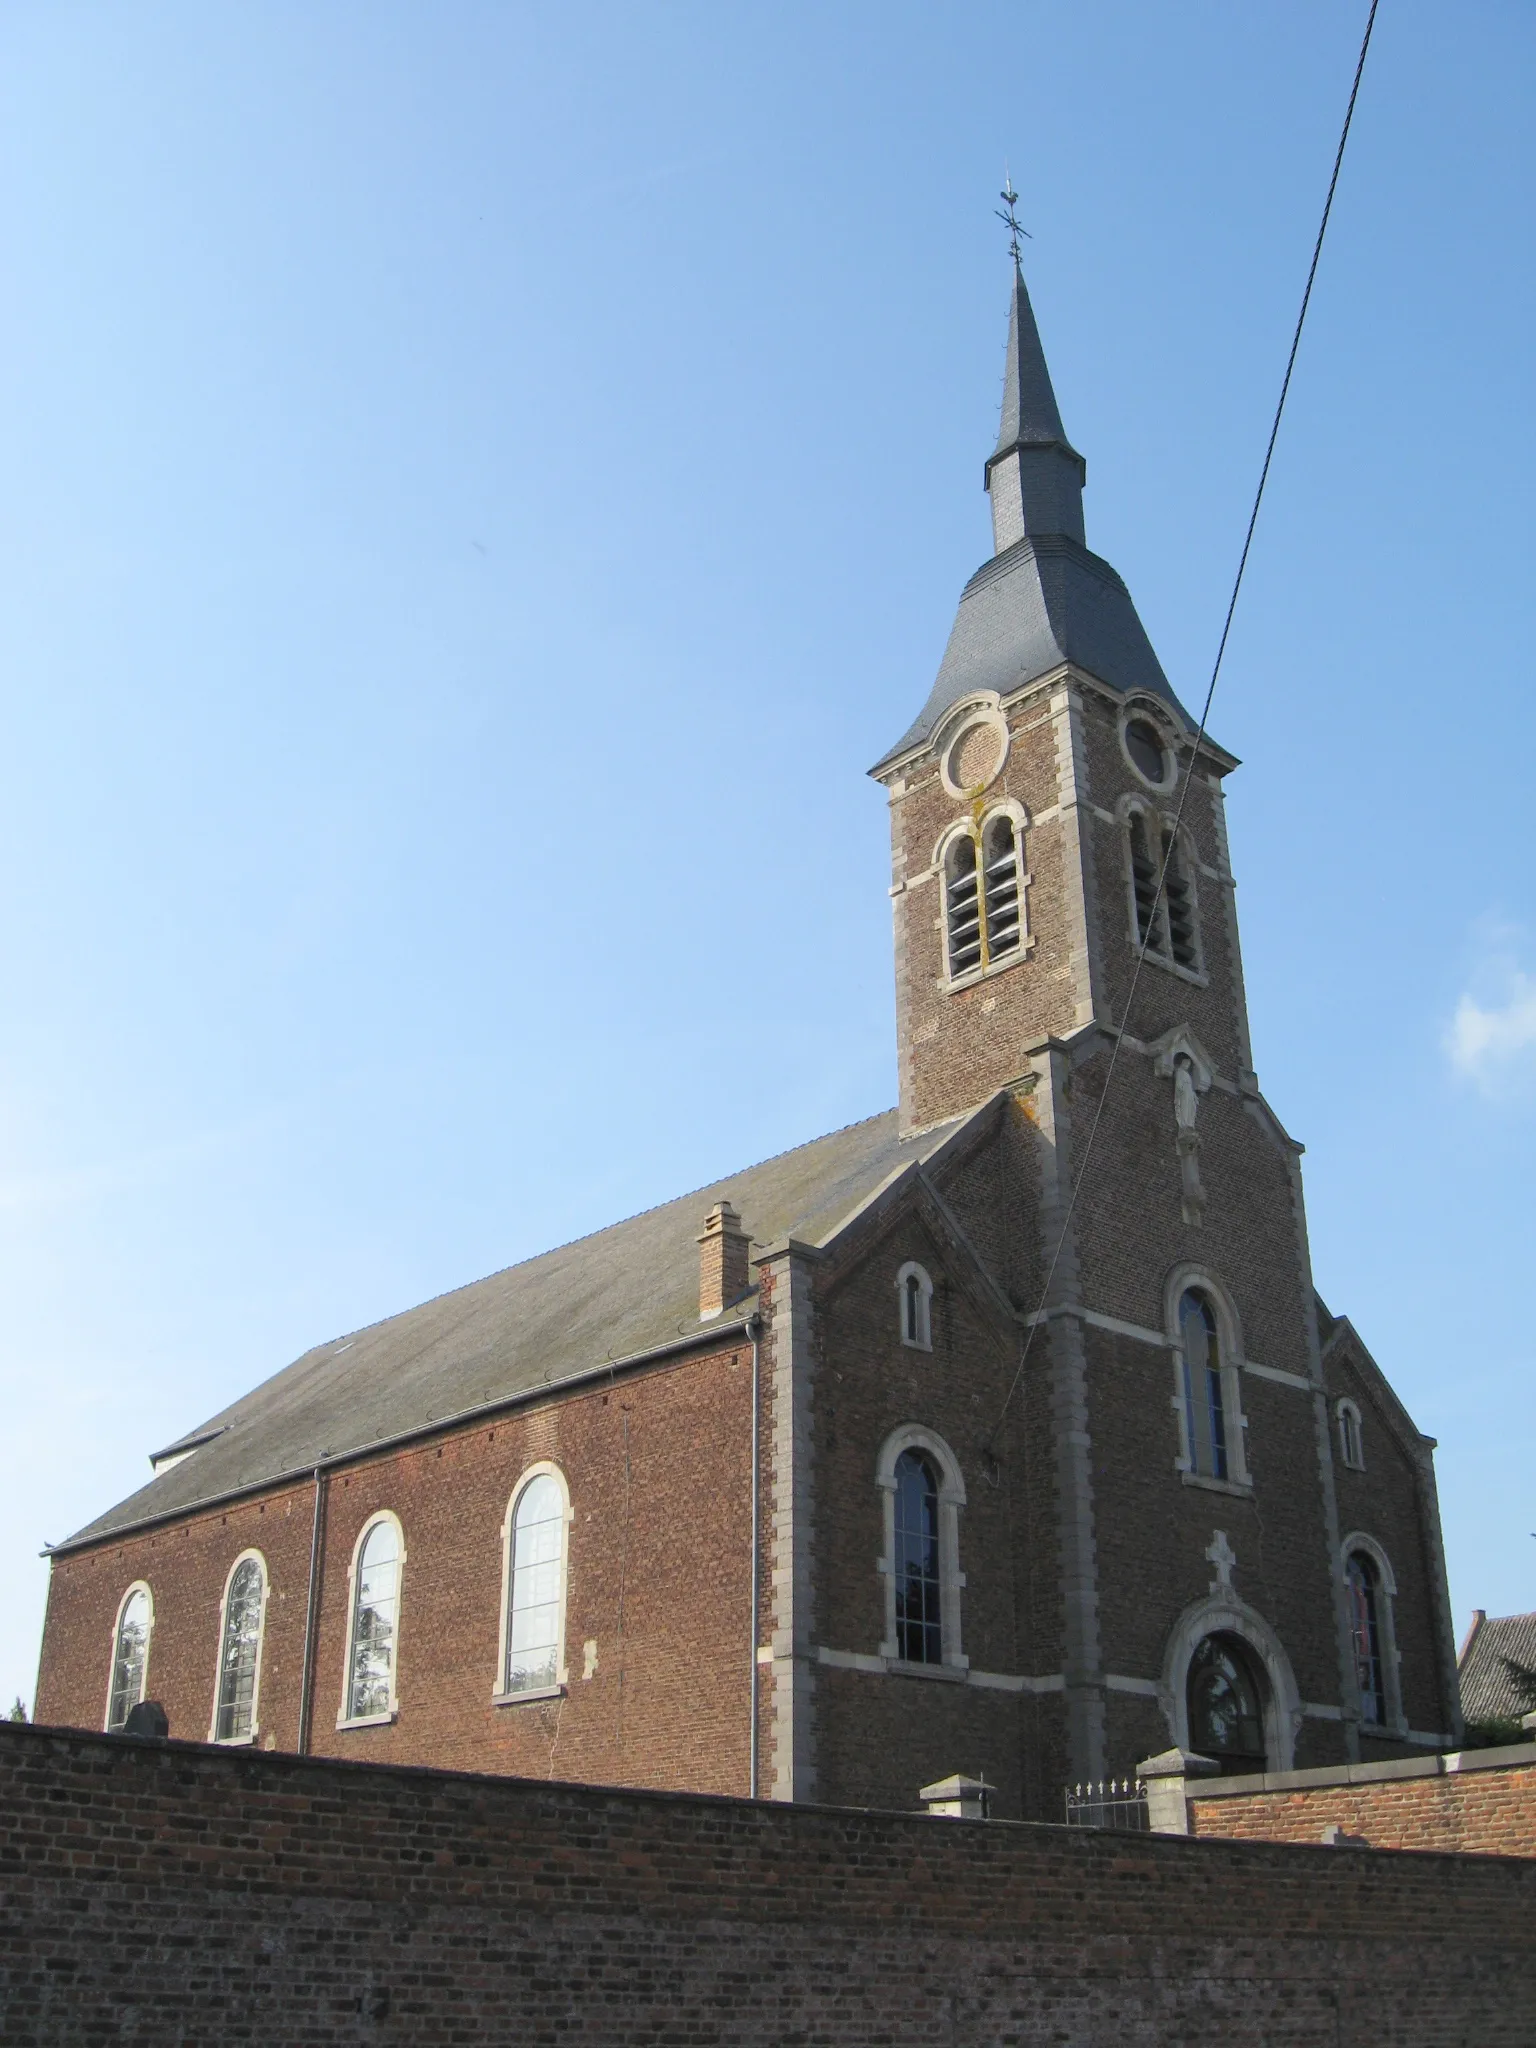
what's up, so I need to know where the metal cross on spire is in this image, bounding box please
[995,177,1031,270]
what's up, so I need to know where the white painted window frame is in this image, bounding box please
[1341,1532,1405,1737]
[493,1461,572,1706]
[895,1261,934,1352]
[1165,1266,1251,1492]
[207,1547,270,1746]
[103,1580,154,1733]
[1336,1398,1365,1471]
[875,1423,968,1674]
[337,1509,407,1730]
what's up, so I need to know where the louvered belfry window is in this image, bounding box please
[945,816,1024,979]
[1128,809,1165,951]
[1128,809,1199,971]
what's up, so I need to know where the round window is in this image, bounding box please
[1124,716,1168,785]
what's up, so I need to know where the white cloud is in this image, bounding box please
[1448,967,1536,1094]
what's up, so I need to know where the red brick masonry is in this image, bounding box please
[2,1723,1534,2045]
[1189,1740,1536,1856]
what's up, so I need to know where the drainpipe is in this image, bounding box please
[297,1466,329,1754]
[747,1313,762,1798]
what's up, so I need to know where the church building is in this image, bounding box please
[34,258,1462,1818]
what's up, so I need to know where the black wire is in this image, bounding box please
[988,0,1380,1444]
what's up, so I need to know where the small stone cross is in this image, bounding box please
[1205,1529,1237,1593]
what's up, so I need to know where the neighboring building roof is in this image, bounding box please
[55,1105,973,1553]
[1458,1610,1536,1723]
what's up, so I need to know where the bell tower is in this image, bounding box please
[871,260,1252,1136]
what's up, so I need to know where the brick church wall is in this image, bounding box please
[3,1723,1533,2046]
[35,1338,758,1797]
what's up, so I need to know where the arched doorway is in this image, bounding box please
[1186,1632,1269,1775]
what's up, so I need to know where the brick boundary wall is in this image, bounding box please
[3,1725,1535,2044]
[1187,1740,1536,1856]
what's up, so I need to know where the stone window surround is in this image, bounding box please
[336,1509,407,1731]
[103,1579,154,1734]
[492,1460,572,1708]
[1336,1397,1365,1471]
[874,1423,968,1674]
[1117,695,1181,794]
[938,705,1012,800]
[932,802,1034,991]
[1161,1589,1303,1772]
[1341,1530,1407,1739]
[895,1261,933,1352]
[1165,1265,1252,1492]
[206,1547,270,1748]
[1116,792,1207,985]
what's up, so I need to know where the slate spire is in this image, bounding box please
[984,262,1087,552]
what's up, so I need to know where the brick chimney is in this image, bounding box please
[698,1200,751,1320]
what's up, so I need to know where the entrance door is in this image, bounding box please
[1187,1633,1268,1775]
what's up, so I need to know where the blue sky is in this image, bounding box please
[1,1,1531,1718]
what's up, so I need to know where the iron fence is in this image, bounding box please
[1062,1777,1149,1832]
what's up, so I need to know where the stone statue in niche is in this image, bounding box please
[1172,1052,1205,1225]
[1173,1054,1200,1133]
[1150,1028,1215,1227]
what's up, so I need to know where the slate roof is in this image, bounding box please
[989,262,1084,472]
[870,265,1190,774]
[56,1105,973,1553]
[1458,1610,1536,1724]
[873,534,1188,771]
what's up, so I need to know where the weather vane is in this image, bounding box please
[995,176,1031,269]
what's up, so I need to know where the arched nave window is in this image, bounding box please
[876,1426,967,1672]
[341,1513,404,1726]
[499,1466,570,1700]
[211,1551,268,1743]
[106,1583,153,1733]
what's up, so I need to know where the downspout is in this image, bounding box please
[297,1465,328,1755]
[747,1312,762,1798]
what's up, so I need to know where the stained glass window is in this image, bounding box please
[1187,1634,1266,1774]
[1180,1291,1227,1481]
[893,1451,942,1665]
[1347,1552,1385,1725]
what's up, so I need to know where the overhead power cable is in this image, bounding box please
[988,0,1380,1444]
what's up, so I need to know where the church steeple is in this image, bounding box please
[984,263,1087,551]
